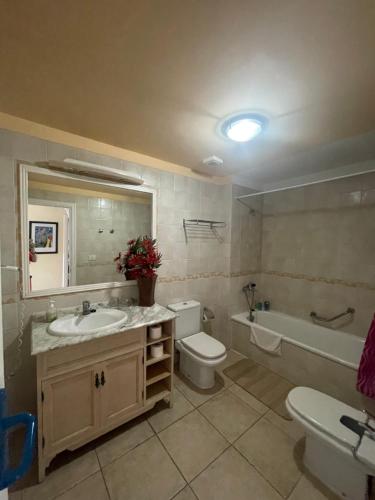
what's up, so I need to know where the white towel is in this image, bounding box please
[250,323,282,356]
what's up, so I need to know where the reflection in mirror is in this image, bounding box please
[24,167,153,293]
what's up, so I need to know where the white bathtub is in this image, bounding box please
[231,310,366,408]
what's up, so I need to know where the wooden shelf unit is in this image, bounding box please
[146,380,170,405]
[146,352,171,366]
[146,363,170,386]
[146,334,171,346]
[144,321,174,403]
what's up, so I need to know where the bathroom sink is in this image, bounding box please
[48,308,128,337]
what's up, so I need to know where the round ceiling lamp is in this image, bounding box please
[221,113,267,143]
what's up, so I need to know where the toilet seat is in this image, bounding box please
[181,332,226,360]
[287,387,375,452]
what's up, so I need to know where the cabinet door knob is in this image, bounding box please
[101,371,106,386]
[95,373,100,388]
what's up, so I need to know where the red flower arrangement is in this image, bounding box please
[114,236,162,280]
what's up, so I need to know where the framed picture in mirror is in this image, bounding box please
[29,221,58,254]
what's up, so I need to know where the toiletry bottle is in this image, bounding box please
[264,300,270,311]
[46,298,57,322]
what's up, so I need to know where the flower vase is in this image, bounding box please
[125,270,135,281]
[137,275,157,307]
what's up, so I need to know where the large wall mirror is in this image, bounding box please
[20,164,156,297]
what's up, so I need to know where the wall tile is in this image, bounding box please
[11,132,47,162]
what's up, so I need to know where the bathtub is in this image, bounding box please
[231,310,366,409]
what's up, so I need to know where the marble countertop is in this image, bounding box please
[31,303,177,356]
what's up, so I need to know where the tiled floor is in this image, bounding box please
[223,358,295,419]
[12,350,339,500]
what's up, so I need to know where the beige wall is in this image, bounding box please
[229,175,375,345]
[229,185,262,322]
[28,204,66,290]
[228,174,375,340]
[258,173,375,338]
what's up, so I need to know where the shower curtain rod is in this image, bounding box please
[236,167,375,202]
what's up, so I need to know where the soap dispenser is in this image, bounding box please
[46,298,57,322]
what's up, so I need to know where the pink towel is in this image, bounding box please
[357,314,375,399]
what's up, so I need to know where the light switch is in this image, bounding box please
[88,254,96,261]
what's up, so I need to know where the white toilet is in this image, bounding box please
[167,300,227,389]
[286,387,375,500]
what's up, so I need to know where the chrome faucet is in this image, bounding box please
[82,300,91,316]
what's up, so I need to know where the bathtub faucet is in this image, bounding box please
[242,282,257,322]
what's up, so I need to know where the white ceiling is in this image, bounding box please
[0,1,375,185]
[234,129,375,189]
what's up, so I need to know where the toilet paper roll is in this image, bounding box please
[150,343,164,358]
[149,325,162,340]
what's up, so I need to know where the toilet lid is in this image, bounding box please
[181,332,226,359]
[287,387,371,450]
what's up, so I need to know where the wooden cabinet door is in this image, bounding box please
[100,349,144,429]
[42,364,100,455]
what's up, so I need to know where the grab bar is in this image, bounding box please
[310,307,355,323]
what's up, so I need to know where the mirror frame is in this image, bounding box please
[19,163,157,298]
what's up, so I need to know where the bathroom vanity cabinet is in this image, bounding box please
[36,320,174,481]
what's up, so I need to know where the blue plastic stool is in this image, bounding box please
[0,389,36,490]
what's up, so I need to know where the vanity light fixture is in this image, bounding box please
[221,113,267,143]
[36,159,144,185]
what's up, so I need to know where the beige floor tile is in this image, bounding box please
[96,417,154,467]
[228,383,269,415]
[199,390,261,442]
[22,450,100,500]
[288,474,340,500]
[219,349,246,372]
[147,387,194,433]
[191,447,282,500]
[173,485,197,500]
[103,436,185,500]
[234,418,303,498]
[224,359,294,419]
[265,409,305,442]
[159,410,229,482]
[55,471,109,500]
[174,371,227,407]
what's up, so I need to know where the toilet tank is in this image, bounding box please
[167,300,201,340]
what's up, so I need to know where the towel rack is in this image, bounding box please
[182,218,226,243]
[310,307,355,324]
[183,219,226,229]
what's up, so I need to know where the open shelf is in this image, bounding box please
[146,380,170,405]
[146,353,171,366]
[146,334,171,346]
[146,364,170,386]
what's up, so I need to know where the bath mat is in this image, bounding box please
[223,359,295,420]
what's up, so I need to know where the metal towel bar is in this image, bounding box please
[310,307,355,323]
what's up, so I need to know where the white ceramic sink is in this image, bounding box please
[48,308,128,337]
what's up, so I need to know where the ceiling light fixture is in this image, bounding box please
[221,113,266,143]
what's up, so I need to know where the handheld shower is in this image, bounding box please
[242,282,257,322]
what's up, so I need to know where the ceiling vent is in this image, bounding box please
[202,155,224,168]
